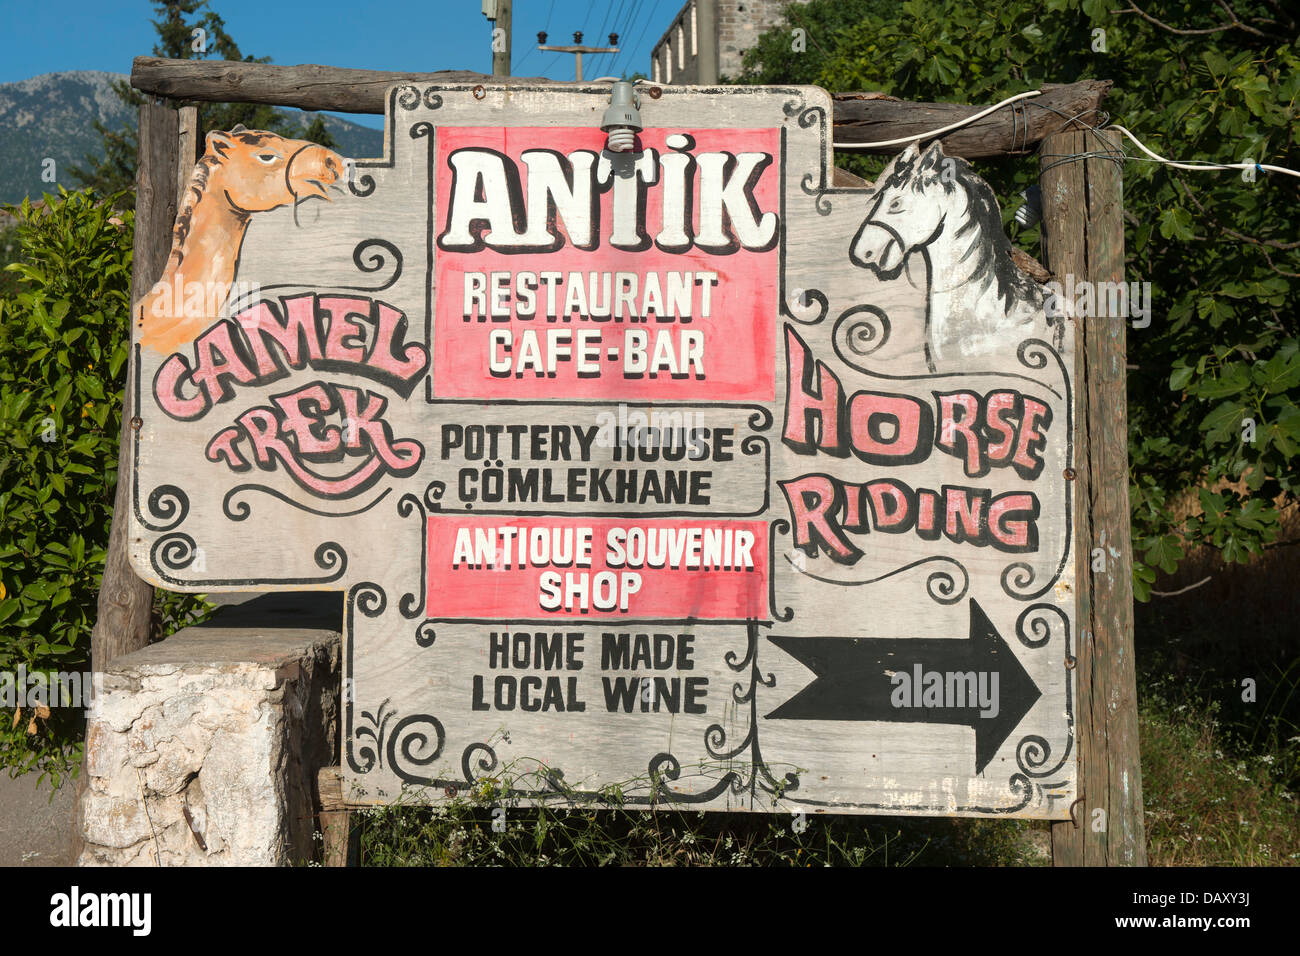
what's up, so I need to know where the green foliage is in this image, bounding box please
[0,188,211,781]
[349,767,1042,867]
[70,0,338,204]
[737,0,1300,594]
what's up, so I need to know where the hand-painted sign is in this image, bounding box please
[129,84,1077,817]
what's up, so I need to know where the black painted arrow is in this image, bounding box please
[765,600,1040,774]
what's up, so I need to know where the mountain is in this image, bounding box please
[0,71,385,207]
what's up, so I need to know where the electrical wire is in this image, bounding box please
[1110,125,1300,180]
[831,90,1044,149]
[610,0,648,76]
[620,0,670,80]
[830,88,1300,180]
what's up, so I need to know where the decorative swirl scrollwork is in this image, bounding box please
[223,484,391,521]
[1000,338,1073,601]
[781,95,806,118]
[839,304,891,358]
[154,533,196,572]
[768,519,795,621]
[415,622,437,647]
[1001,561,1038,600]
[747,406,773,432]
[423,88,443,110]
[705,723,753,762]
[351,238,402,291]
[151,537,346,586]
[740,434,767,457]
[313,542,347,579]
[350,699,445,783]
[785,553,970,606]
[1013,603,1074,779]
[1016,337,1052,373]
[352,581,387,618]
[347,174,375,198]
[424,479,447,511]
[783,286,828,325]
[1015,602,1067,649]
[387,714,445,785]
[396,85,420,109]
[797,106,825,131]
[410,121,433,139]
[801,172,833,215]
[461,742,500,785]
[397,493,427,618]
[351,697,393,774]
[1016,736,1053,774]
[655,621,795,806]
[143,485,189,532]
[1001,773,1034,813]
[647,753,743,805]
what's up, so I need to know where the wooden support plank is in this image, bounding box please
[1040,128,1147,866]
[128,56,1108,160]
[317,767,356,867]
[90,100,178,673]
[833,81,1112,158]
[177,105,199,206]
[130,56,560,113]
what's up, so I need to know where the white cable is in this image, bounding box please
[829,92,1300,180]
[1109,125,1300,180]
[832,90,1043,149]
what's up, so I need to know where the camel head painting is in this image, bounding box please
[849,142,1049,371]
[137,126,346,354]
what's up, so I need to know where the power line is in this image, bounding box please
[618,0,667,79]
[608,0,646,76]
[593,0,634,75]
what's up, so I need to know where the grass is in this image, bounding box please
[1140,695,1298,866]
[351,794,1046,867]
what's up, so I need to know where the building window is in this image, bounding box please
[652,55,660,83]
[690,3,697,56]
[677,24,685,69]
[665,43,673,82]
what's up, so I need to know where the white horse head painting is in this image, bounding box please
[850,143,1052,370]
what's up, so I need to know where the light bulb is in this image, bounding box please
[606,127,636,152]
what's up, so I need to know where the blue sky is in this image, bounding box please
[4,0,680,128]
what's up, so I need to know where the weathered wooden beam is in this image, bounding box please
[176,105,198,206]
[1041,128,1146,866]
[834,81,1112,158]
[130,56,561,114]
[130,57,1109,159]
[317,767,356,867]
[91,101,179,673]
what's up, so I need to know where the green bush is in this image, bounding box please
[0,188,210,784]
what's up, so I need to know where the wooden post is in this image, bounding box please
[90,99,180,673]
[317,767,356,866]
[492,0,512,77]
[177,105,199,205]
[1040,128,1147,866]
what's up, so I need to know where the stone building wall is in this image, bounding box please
[651,0,789,84]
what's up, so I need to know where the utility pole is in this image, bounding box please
[483,0,512,77]
[537,31,620,82]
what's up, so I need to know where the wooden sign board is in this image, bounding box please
[129,84,1077,817]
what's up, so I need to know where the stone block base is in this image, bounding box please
[78,594,341,866]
